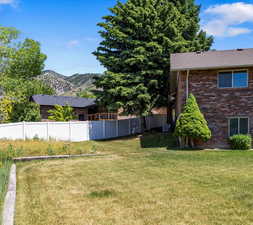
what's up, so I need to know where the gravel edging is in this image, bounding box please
[13,153,107,162]
[2,164,16,225]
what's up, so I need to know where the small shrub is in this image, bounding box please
[90,144,97,153]
[15,147,24,157]
[33,134,40,141]
[229,134,252,150]
[47,145,54,155]
[62,144,70,155]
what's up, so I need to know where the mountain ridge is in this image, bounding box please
[37,70,102,96]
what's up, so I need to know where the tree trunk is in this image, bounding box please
[185,136,189,148]
[140,116,147,133]
[167,107,174,130]
[190,138,194,148]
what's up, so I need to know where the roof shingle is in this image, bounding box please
[171,48,253,71]
[31,95,96,108]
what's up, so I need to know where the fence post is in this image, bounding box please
[69,121,72,141]
[23,121,25,140]
[139,117,141,133]
[47,122,49,141]
[116,120,119,137]
[103,120,106,139]
[129,119,131,135]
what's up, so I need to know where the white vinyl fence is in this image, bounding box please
[0,115,167,142]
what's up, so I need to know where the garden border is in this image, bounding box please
[13,153,106,162]
[2,164,16,225]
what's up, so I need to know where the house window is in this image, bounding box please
[78,114,85,121]
[218,71,248,88]
[229,117,249,136]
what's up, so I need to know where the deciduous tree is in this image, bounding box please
[0,25,54,122]
[48,105,76,122]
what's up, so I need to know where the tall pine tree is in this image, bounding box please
[94,0,213,117]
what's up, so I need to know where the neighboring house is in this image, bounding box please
[30,95,116,121]
[171,48,253,148]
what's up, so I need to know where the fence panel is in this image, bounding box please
[146,115,167,129]
[25,122,47,140]
[0,115,167,141]
[0,123,23,140]
[89,121,104,140]
[105,120,117,139]
[70,122,90,142]
[130,118,141,134]
[48,122,70,141]
[118,119,130,137]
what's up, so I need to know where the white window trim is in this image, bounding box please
[228,117,250,137]
[218,69,249,89]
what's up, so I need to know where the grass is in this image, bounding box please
[0,139,98,158]
[0,132,176,158]
[13,133,253,225]
[0,151,12,224]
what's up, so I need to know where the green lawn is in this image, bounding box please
[0,159,12,224]
[13,133,253,225]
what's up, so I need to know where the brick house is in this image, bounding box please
[30,95,114,121]
[171,48,253,148]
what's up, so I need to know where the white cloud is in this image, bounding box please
[66,40,80,48]
[83,37,99,42]
[203,2,253,37]
[0,0,14,4]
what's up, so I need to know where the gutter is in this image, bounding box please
[186,70,190,99]
[171,64,253,72]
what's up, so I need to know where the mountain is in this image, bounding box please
[36,70,74,95]
[37,70,102,96]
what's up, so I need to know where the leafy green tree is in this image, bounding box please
[174,94,211,148]
[76,89,96,99]
[48,105,76,122]
[0,26,19,73]
[0,76,55,122]
[0,77,54,100]
[94,0,213,118]
[10,102,41,122]
[5,38,47,79]
[0,96,14,122]
[0,25,54,122]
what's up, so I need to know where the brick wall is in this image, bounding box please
[177,68,253,148]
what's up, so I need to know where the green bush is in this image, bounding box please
[174,94,211,148]
[229,134,252,150]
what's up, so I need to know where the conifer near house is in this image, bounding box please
[94,0,213,118]
[174,94,211,148]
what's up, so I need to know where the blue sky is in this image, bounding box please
[2,0,253,75]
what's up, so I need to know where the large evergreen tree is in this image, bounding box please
[94,0,213,118]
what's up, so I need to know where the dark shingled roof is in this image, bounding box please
[31,95,97,108]
[171,48,253,71]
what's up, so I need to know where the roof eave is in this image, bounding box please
[171,64,253,72]
[38,103,97,108]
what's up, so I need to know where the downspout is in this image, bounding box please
[186,70,190,99]
[176,71,180,116]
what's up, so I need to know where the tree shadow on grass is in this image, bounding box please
[140,131,177,149]
[140,131,206,151]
